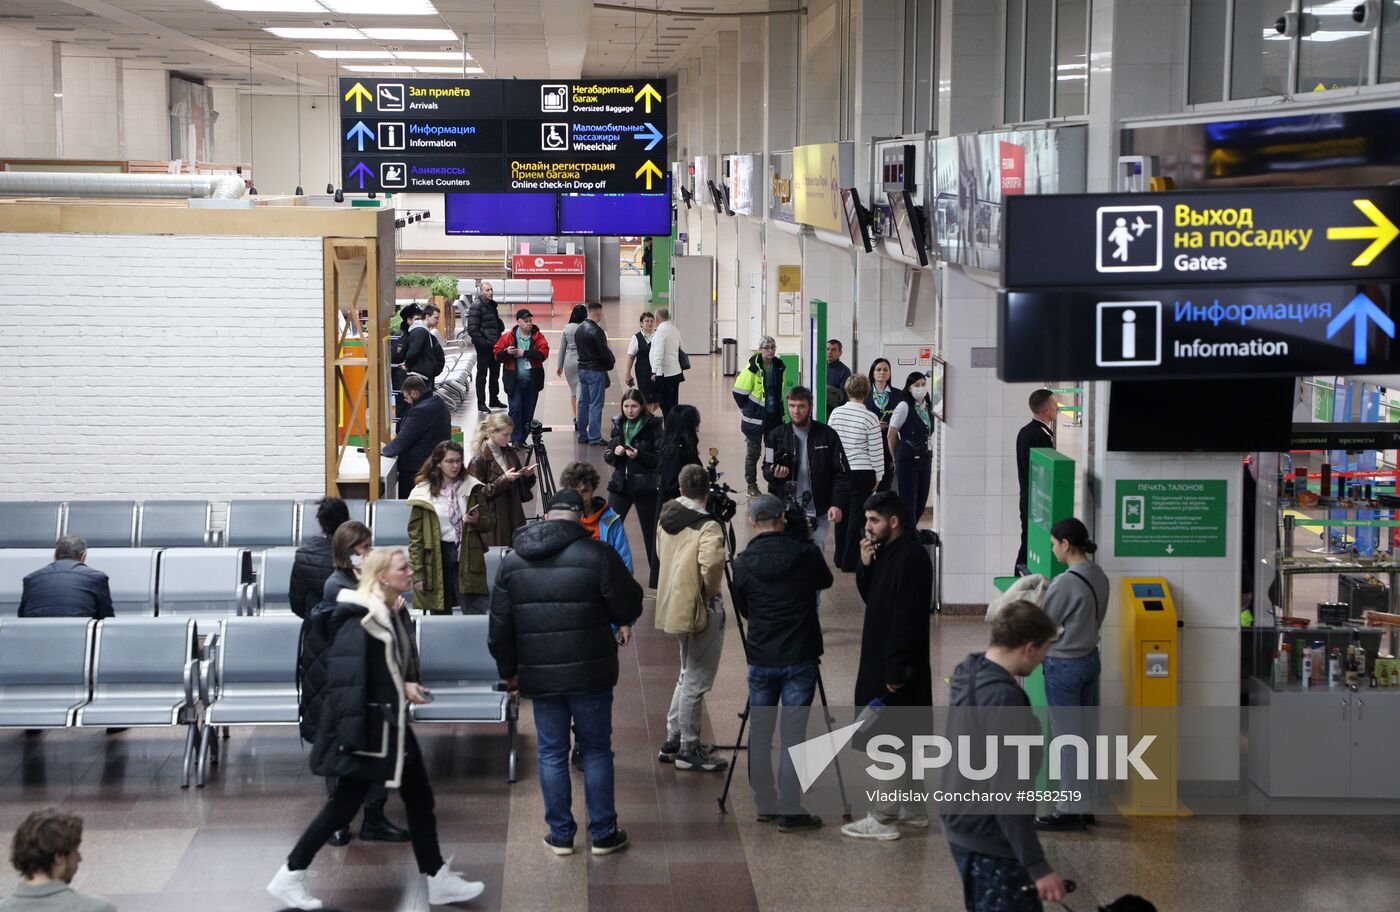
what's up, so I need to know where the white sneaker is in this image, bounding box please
[427,856,486,905]
[875,808,930,829]
[840,813,901,841]
[267,865,323,910]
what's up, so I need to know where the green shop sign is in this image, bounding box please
[1114,479,1227,557]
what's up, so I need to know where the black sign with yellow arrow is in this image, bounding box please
[338,77,667,194]
[1003,187,1400,288]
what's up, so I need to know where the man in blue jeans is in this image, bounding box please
[573,301,615,445]
[729,495,833,832]
[488,490,644,857]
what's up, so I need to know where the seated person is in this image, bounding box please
[0,808,115,911]
[18,537,113,619]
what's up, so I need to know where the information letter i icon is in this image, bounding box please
[1121,308,1137,359]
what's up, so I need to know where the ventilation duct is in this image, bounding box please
[0,172,247,200]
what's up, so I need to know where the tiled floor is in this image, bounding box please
[3,289,1397,911]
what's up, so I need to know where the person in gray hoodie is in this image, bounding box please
[940,601,1067,911]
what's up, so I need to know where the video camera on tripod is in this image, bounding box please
[704,447,739,527]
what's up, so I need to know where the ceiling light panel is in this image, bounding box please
[207,0,322,10]
[209,0,437,11]
[265,27,364,40]
[323,0,439,13]
[362,28,459,41]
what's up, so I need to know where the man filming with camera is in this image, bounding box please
[730,494,832,832]
[762,385,850,556]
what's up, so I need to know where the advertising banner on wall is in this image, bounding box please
[792,142,854,232]
[728,154,758,216]
[930,126,1086,271]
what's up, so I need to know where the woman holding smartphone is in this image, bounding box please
[467,412,536,548]
[408,440,495,615]
[604,388,664,587]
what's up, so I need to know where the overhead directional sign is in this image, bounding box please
[998,283,1400,381]
[1003,187,1400,288]
[338,77,667,194]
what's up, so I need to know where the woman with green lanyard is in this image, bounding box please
[889,371,934,526]
[863,358,907,493]
[604,388,665,588]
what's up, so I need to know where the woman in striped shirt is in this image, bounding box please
[828,373,885,572]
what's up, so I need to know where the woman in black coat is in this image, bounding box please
[270,548,486,910]
[605,388,665,587]
[864,358,907,493]
[658,403,703,503]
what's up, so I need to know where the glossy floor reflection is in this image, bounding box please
[1,289,1394,910]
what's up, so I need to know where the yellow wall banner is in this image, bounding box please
[792,142,849,232]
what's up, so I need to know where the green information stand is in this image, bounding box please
[810,297,828,421]
[1114,479,1227,557]
[1025,449,1076,788]
[650,229,673,305]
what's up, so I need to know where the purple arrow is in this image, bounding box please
[348,162,373,190]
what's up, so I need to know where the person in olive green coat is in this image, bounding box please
[407,440,495,614]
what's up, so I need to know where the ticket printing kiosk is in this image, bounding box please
[1118,577,1187,815]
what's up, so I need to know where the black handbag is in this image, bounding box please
[678,348,691,371]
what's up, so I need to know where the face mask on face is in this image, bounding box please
[350,553,364,570]
[912,386,928,401]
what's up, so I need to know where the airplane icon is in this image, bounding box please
[1132,216,1151,237]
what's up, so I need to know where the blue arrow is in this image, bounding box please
[348,162,373,191]
[634,122,663,152]
[346,121,374,152]
[1326,292,1396,366]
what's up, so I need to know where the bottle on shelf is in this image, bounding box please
[1329,647,1342,686]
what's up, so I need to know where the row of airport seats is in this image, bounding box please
[0,498,417,551]
[458,277,553,308]
[0,614,517,788]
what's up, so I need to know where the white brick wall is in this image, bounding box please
[0,234,326,512]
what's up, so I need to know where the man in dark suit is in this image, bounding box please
[1015,388,1059,575]
[19,536,114,619]
[383,374,452,499]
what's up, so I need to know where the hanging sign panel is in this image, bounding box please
[339,77,667,194]
[998,283,1400,381]
[1003,187,1400,288]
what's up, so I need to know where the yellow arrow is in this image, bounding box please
[1327,199,1399,267]
[635,83,662,114]
[344,82,372,113]
[635,159,663,190]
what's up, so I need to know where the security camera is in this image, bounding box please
[1275,11,1319,37]
[1354,0,1400,26]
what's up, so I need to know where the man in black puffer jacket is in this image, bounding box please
[489,490,643,856]
[467,282,506,411]
[288,496,349,619]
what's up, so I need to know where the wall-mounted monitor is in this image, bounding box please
[887,189,928,265]
[560,183,671,236]
[840,187,872,253]
[1108,378,1294,452]
[445,192,556,236]
[707,179,726,212]
[881,143,916,194]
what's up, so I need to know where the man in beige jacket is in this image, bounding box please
[654,464,729,772]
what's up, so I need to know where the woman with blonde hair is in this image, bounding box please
[465,411,536,548]
[408,440,495,615]
[270,548,486,910]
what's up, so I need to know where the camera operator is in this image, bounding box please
[730,495,832,833]
[761,385,850,556]
[655,464,728,774]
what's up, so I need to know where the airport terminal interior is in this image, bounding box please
[5,1,1400,910]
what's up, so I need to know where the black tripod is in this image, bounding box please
[523,420,556,516]
[714,512,852,821]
